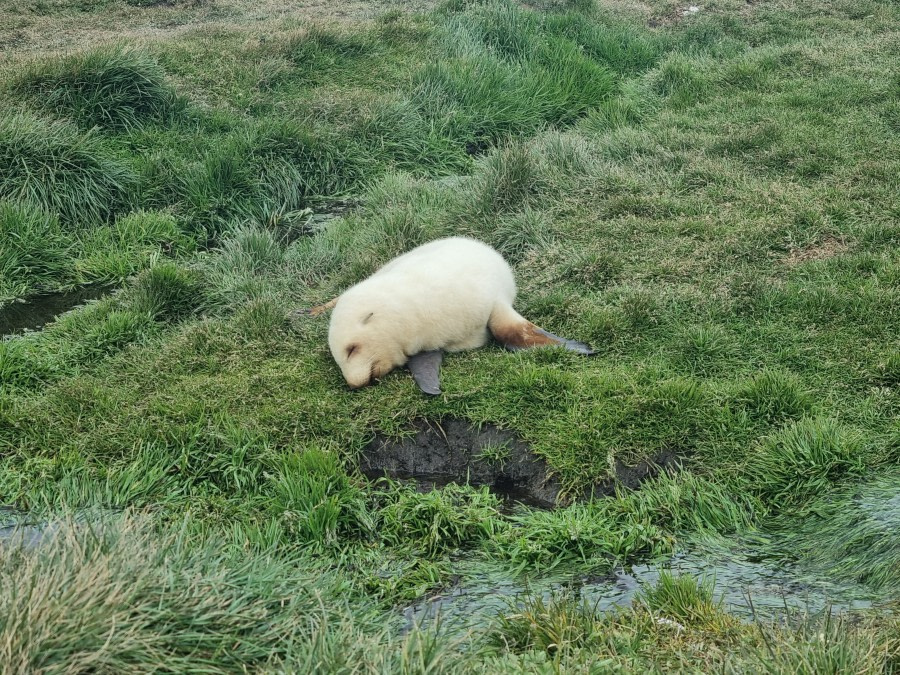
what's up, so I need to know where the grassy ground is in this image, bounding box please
[1,0,898,671]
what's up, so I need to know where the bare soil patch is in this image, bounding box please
[361,417,681,507]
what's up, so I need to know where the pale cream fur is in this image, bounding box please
[328,236,529,389]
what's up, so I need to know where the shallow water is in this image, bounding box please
[0,507,56,549]
[0,285,114,336]
[402,536,880,635]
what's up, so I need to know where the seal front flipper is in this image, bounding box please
[407,350,443,395]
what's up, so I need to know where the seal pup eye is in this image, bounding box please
[346,344,359,358]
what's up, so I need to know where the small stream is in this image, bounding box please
[402,476,900,633]
[0,285,114,336]
[402,537,880,635]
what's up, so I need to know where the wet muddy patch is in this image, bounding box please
[0,284,114,336]
[361,417,681,508]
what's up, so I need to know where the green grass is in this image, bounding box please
[10,45,181,130]
[637,570,722,627]
[0,111,135,225]
[1,0,899,669]
[744,417,866,508]
[0,200,70,301]
[0,513,452,673]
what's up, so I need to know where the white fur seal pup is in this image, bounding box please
[306,237,594,394]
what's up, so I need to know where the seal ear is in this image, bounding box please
[407,350,443,395]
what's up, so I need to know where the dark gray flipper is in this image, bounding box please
[407,350,443,395]
[534,329,596,356]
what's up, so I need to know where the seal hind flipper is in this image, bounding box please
[488,305,595,355]
[532,328,596,355]
[407,350,443,395]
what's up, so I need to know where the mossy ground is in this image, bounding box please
[0,0,898,670]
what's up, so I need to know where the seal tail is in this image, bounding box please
[294,296,339,317]
[488,304,595,355]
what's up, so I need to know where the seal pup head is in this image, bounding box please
[328,298,407,389]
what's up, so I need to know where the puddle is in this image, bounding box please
[0,507,120,550]
[0,507,60,550]
[402,537,880,635]
[0,284,114,336]
[362,417,680,508]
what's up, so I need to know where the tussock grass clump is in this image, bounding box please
[251,119,366,206]
[733,369,814,425]
[288,25,376,85]
[200,225,287,313]
[72,308,154,361]
[492,207,555,261]
[494,502,669,571]
[110,209,194,251]
[410,57,550,148]
[771,471,900,590]
[746,612,888,675]
[746,417,865,508]
[533,38,617,123]
[284,234,344,285]
[543,12,668,75]
[490,473,754,572]
[469,141,546,216]
[465,131,598,222]
[578,81,652,133]
[0,339,54,393]
[616,472,758,535]
[178,135,260,235]
[489,591,600,656]
[0,200,70,302]
[414,0,636,152]
[872,352,900,387]
[376,482,506,556]
[272,448,372,549]
[231,296,289,340]
[674,323,737,375]
[347,95,468,174]
[213,224,284,276]
[652,53,709,107]
[0,112,135,224]
[180,120,365,237]
[10,45,180,130]
[129,263,203,322]
[359,206,434,263]
[74,210,195,284]
[556,247,622,288]
[638,571,723,628]
[0,295,160,395]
